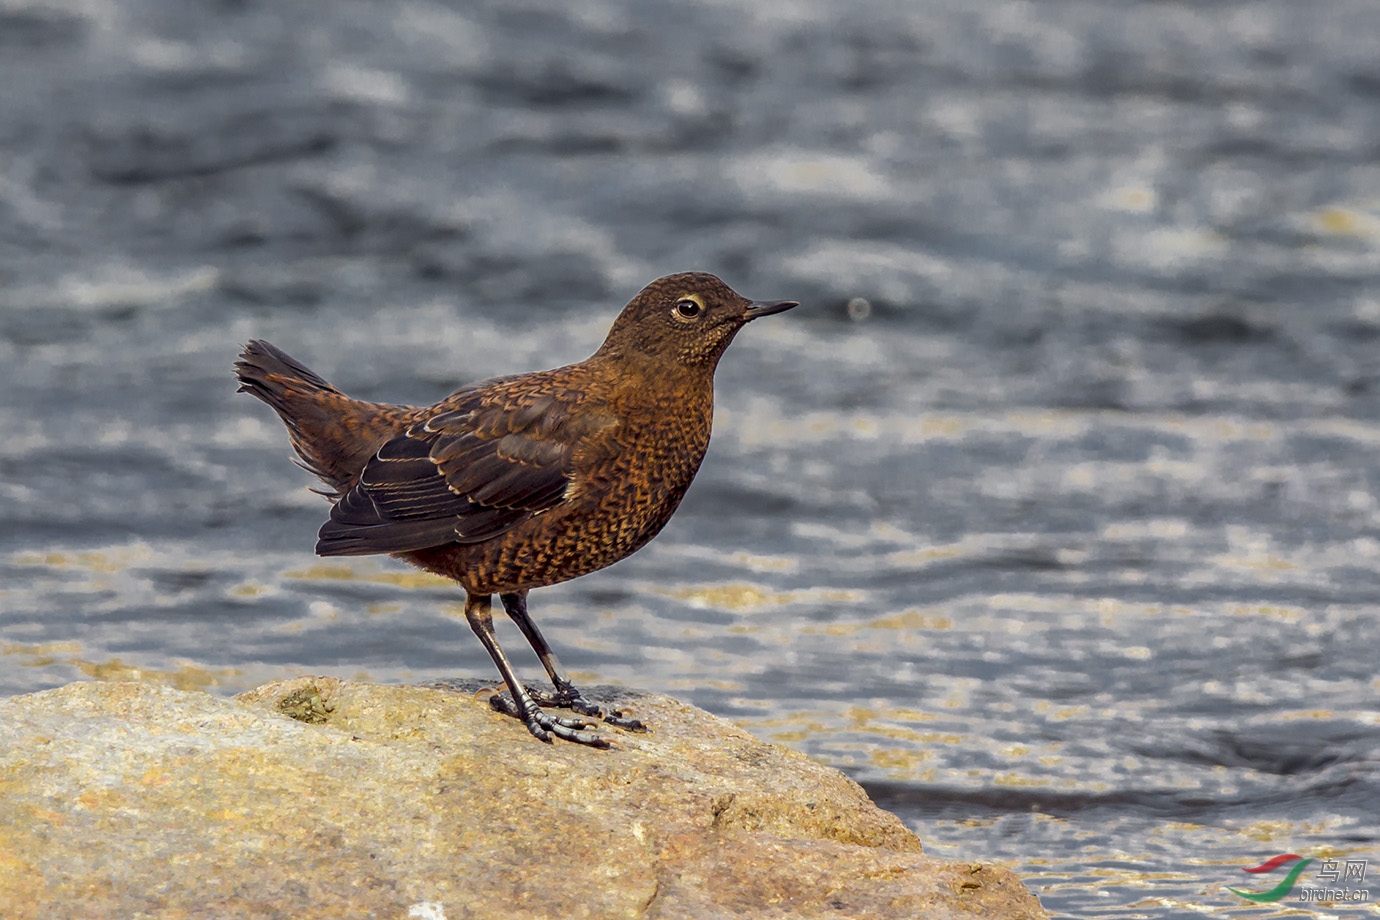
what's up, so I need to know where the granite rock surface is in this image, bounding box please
[0,678,1047,919]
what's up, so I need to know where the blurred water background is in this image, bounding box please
[3,1,1379,916]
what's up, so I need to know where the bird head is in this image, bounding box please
[596,272,797,369]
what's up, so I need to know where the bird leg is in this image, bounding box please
[463,593,608,747]
[499,590,647,733]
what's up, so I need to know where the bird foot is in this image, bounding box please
[488,691,609,747]
[528,684,649,733]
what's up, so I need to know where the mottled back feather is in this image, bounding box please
[315,373,617,555]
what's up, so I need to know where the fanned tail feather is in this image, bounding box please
[234,339,412,497]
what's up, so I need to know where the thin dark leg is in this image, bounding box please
[499,590,647,733]
[498,590,577,691]
[463,593,607,747]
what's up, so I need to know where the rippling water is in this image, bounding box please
[3,1,1379,916]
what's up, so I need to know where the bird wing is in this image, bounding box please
[315,377,615,556]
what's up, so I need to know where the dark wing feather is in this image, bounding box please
[315,377,612,556]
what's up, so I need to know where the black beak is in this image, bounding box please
[744,299,799,320]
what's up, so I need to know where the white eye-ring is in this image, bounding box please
[674,298,702,320]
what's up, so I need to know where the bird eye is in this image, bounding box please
[675,299,702,319]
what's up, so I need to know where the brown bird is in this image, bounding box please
[235,272,796,747]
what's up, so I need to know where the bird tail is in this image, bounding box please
[234,340,409,496]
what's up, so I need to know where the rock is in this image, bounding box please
[0,678,1047,919]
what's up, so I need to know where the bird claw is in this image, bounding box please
[603,710,648,733]
[528,684,601,715]
[489,691,610,748]
[527,684,649,733]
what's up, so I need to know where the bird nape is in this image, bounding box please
[235,271,798,747]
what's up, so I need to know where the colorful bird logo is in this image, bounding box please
[1228,854,1315,903]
